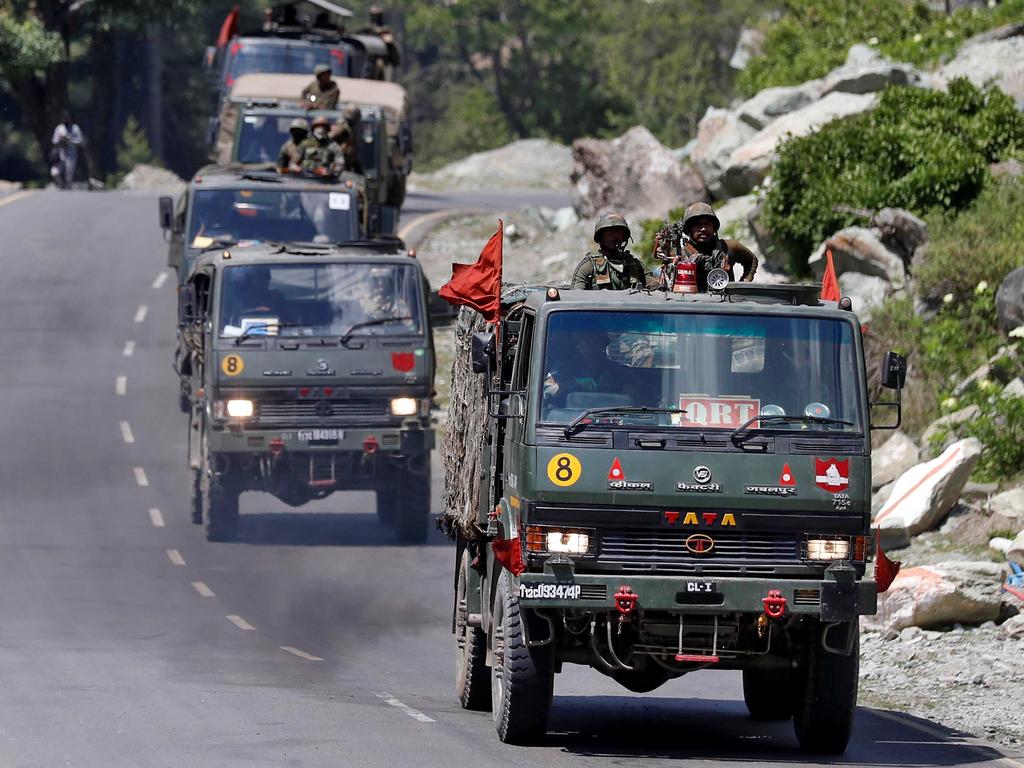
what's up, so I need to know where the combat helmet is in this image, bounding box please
[593,211,631,244]
[310,115,331,129]
[289,117,309,133]
[314,63,332,76]
[681,202,720,233]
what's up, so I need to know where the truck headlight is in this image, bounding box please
[226,399,254,418]
[526,526,593,555]
[805,536,850,561]
[390,397,418,416]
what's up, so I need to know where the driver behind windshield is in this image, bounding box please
[543,331,632,409]
[223,267,286,330]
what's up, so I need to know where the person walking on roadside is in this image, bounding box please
[50,112,84,190]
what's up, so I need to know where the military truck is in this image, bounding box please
[210,74,411,208]
[158,164,396,284]
[443,282,906,751]
[177,241,435,543]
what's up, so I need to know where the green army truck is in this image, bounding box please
[443,282,906,751]
[158,164,392,285]
[178,241,436,543]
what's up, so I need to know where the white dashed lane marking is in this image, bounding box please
[148,508,165,528]
[226,615,256,631]
[280,646,323,662]
[134,305,148,323]
[119,421,135,444]
[377,693,435,723]
[115,376,127,396]
[133,467,149,487]
[152,271,168,289]
[192,581,215,597]
[122,340,135,357]
[166,549,185,566]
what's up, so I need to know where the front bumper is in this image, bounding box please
[516,569,876,620]
[207,423,434,455]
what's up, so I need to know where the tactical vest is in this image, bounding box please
[573,252,646,290]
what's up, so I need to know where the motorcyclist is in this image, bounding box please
[50,112,84,190]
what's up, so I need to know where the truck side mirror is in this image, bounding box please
[881,351,907,390]
[177,284,199,325]
[471,331,495,375]
[159,196,174,231]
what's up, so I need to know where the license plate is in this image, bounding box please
[683,580,718,594]
[298,429,343,442]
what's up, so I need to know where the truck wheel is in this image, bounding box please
[203,457,240,542]
[455,550,490,711]
[395,469,430,545]
[190,468,203,525]
[742,667,795,720]
[375,485,397,527]
[793,623,859,754]
[491,571,553,744]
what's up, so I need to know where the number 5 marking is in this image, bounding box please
[546,453,581,487]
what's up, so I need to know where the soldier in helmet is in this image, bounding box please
[301,64,340,110]
[680,202,758,291]
[277,117,309,173]
[330,104,363,173]
[571,213,657,290]
[297,115,343,174]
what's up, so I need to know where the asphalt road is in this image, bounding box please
[0,188,1019,768]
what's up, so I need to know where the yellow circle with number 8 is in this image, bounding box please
[546,453,581,487]
[221,354,245,376]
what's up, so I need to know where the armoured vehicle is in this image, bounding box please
[444,282,906,751]
[178,241,436,543]
[158,164,396,284]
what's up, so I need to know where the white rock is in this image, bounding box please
[549,206,579,233]
[937,33,1024,105]
[717,92,878,197]
[987,487,1024,521]
[920,404,981,450]
[411,139,572,191]
[735,82,824,130]
[874,438,983,539]
[872,431,920,490]
[1009,530,1024,567]
[808,226,906,288]
[1000,614,1024,639]
[871,561,1005,631]
[119,164,186,193]
[838,272,891,322]
[989,536,1013,554]
[952,361,992,397]
[691,108,757,200]
[1002,377,1024,398]
[729,27,765,71]
[822,44,922,96]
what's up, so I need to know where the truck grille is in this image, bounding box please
[597,530,799,573]
[257,399,389,427]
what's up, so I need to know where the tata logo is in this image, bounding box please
[685,534,715,555]
[664,511,737,527]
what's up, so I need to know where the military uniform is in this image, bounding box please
[277,139,304,171]
[679,202,759,291]
[297,136,343,173]
[301,78,340,110]
[572,212,658,291]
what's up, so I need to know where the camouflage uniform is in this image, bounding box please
[301,66,340,110]
[680,202,759,291]
[297,135,343,174]
[277,118,308,171]
[571,212,657,290]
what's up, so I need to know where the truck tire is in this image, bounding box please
[793,623,859,754]
[203,452,240,542]
[491,571,553,744]
[395,468,430,545]
[742,667,795,720]
[190,468,203,525]
[455,550,490,711]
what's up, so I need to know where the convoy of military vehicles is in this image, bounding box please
[158,0,906,754]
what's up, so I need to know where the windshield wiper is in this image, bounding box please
[730,414,854,443]
[564,407,687,439]
[234,321,307,345]
[339,316,413,346]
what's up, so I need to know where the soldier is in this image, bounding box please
[297,116,343,175]
[329,104,363,173]
[277,117,308,173]
[301,64,340,110]
[571,213,657,291]
[680,202,758,291]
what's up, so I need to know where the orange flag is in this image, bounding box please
[820,247,841,302]
[217,6,240,49]
[874,531,902,593]
[439,220,503,324]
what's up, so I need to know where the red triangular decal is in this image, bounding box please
[608,457,624,481]
[779,463,796,486]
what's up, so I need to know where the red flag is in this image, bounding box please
[874,531,901,593]
[492,536,524,576]
[217,6,240,49]
[820,247,841,302]
[439,220,502,324]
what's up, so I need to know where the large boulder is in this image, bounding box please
[808,226,906,288]
[873,207,928,263]
[822,44,922,96]
[937,27,1024,104]
[920,404,981,451]
[718,92,878,197]
[1009,529,1024,567]
[119,164,186,193]
[871,561,1005,631]
[691,108,757,200]
[986,487,1024,522]
[874,438,982,543]
[995,266,1024,334]
[571,126,709,219]
[735,82,824,130]
[838,272,891,321]
[872,431,920,491]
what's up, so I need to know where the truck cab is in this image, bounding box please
[449,283,906,751]
[178,242,435,543]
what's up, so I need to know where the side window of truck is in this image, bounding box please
[511,314,534,394]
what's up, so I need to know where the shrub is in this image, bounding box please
[763,79,1024,271]
[112,115,159,184]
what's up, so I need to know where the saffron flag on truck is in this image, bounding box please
[820,247,841,302]
[439,220,503,324]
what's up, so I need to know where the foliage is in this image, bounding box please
[0,8,63,71]
[414,85,514,171]
[739,0,1024,96]
[763,79,1024,271]
[111,115,158,183]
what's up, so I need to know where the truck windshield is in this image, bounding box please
[236,113,377,171]
[218,262,423,338]
[225,41,347,85]
[540,311,862,432]
[188,189,355,247]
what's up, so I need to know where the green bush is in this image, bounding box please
[763,79,1024,271]
[414,85,514,171]
[739,0,1024,96]
[112,115,159,185]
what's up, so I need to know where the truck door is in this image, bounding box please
[502,311,535,498]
